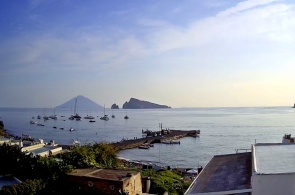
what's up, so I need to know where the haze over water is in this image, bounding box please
[1,106,294,168]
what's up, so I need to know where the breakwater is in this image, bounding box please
[112,130,200,150]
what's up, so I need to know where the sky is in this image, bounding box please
[1,0,295,108]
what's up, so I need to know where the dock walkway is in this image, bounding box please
[112,130,199,150]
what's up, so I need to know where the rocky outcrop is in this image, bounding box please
[122,98,171,109]
[111,103,119,109]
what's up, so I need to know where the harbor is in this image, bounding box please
[112,129,200,150]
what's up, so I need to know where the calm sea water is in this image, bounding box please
[0,107,294,168]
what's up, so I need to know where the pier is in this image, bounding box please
[112,129,200,150]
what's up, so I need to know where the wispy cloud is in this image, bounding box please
[217,0,280,16]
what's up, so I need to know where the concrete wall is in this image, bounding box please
[37,151,49,157]
[252,174,295,195]
[67,173,142,195]
[122,172,142,195]
[49,147,62,155]
[68,176,123,194]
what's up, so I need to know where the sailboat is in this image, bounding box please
[84,109,95,119]
[69,98,81,120]
[124,111,129,119]
[100,104,109,121]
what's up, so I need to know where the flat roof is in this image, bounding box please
[254,143,295,174]
[0,137,10,142]
[26,146,61,154]
[68,169,139,181]
[186,152,252,194]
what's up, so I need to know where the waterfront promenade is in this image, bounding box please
[112,129,199,150]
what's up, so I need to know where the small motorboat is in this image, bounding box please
[69,128,74,131]
[138,145,150,149]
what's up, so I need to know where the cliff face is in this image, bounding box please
[122,98,171,109]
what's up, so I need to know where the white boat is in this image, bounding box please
[84,115,95,119]
[100,104,109,121]
[72,139,80,146]
[69,128,74,131]
[30,121,37,124]
[70,98,81,120]
[161,139,180,144]
[100,115,109,121]
[138,145,150,149]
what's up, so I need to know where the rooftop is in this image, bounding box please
[28,146,55,154]
[68,169,139,181]
[254,143,295,174]
[185,152,252,194]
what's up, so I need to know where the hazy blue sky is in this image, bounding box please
[1,0,295,108]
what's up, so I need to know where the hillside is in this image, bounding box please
[55,95,104,110]
[122,98,171,109]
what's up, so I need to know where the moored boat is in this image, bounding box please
[100,115,109,121]
[138,145,150,149]
[30,121,37,124]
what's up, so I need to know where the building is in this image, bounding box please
[0,137,11,145]
[21,140,62,157]
[185,152,252,195]
[67,168,142,195]
[252,143,295,195]
[185,142,295,195]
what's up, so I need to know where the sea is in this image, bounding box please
[0,107,294,169]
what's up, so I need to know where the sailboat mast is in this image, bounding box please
[74,98,77,115]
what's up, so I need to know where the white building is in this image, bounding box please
[185,142,295,195]
[252,143,295,195]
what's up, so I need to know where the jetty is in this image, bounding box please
[112,129,200,150]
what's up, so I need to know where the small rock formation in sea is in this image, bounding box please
[111,103,119,109]
[122,98,171,109]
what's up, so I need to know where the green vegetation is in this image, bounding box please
[1,179,46,194]
[0,120,188,194]
[60,143,118,169]
[0,143,118,194]
[141,169,191,195]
